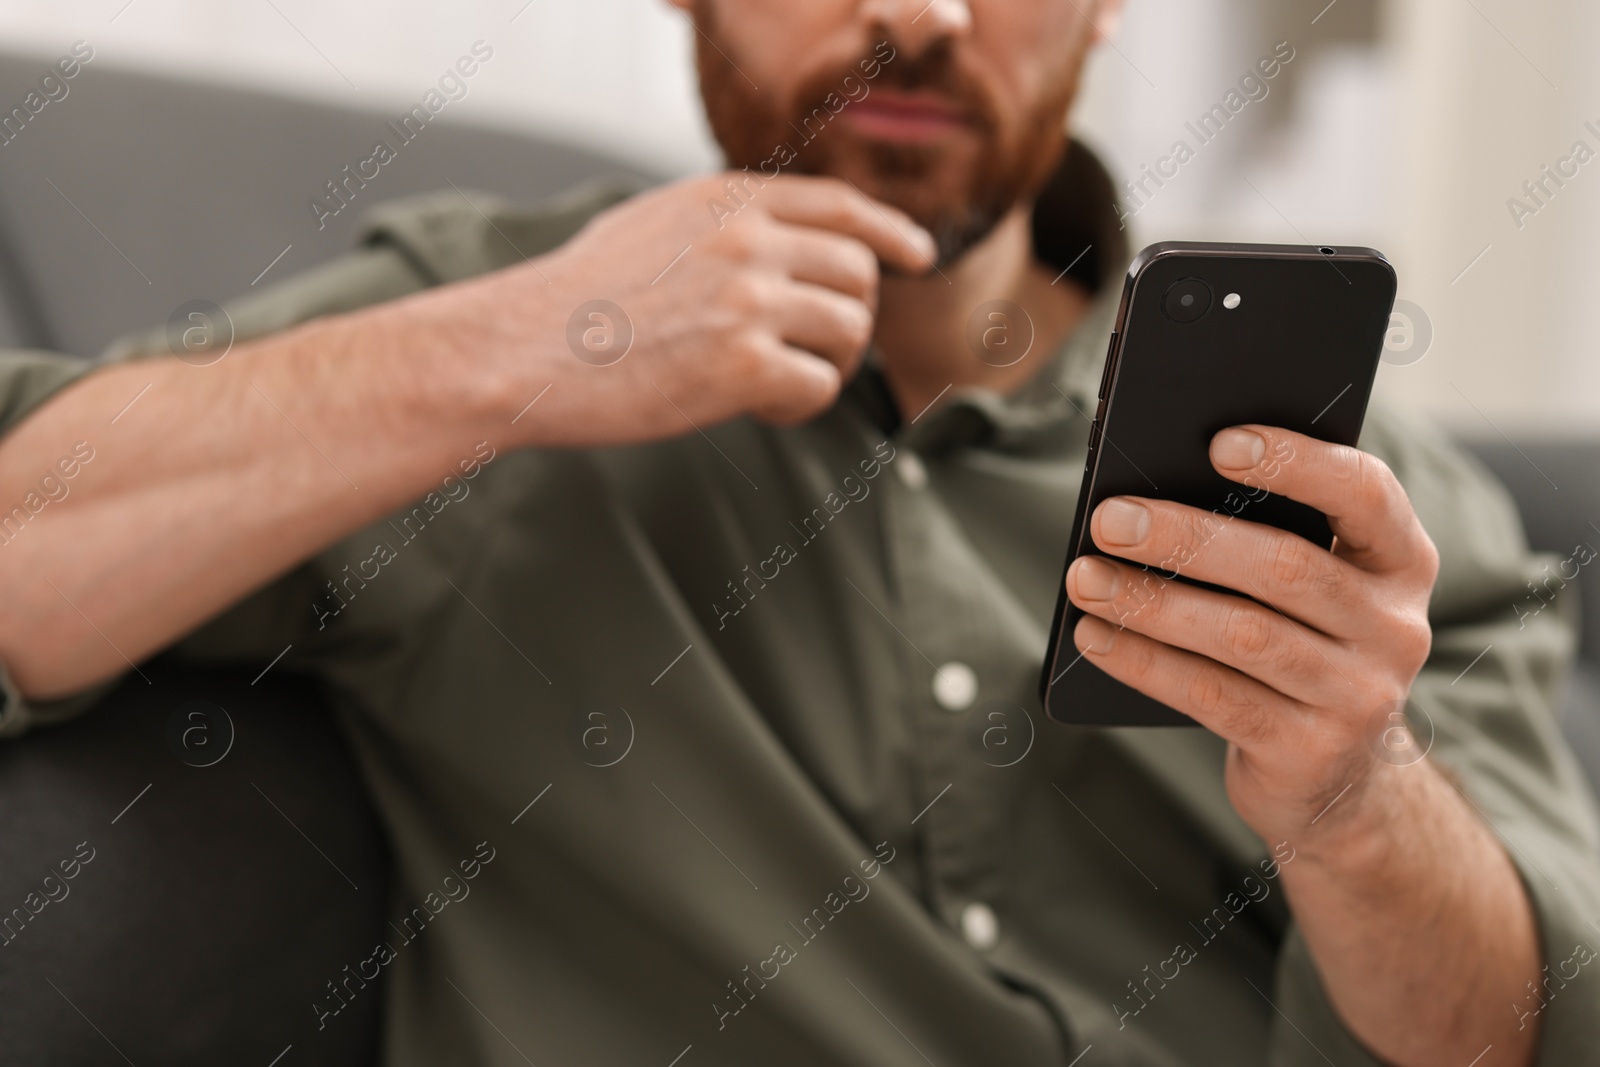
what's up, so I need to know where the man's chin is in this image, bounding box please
[808,164,1006,268]
[862,194,1008,270]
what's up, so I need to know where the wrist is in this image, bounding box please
[1273,756,1542,1067]
[1282,759,1441,892]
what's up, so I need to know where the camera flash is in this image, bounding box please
[1223,293,1242,310]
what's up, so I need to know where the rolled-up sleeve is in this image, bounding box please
[0,351,118,736]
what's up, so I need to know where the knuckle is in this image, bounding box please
[1186,670,1232,719]
[1415,528,1441,580]
[1396,613,1434,665]
[1165,516,1194,556]
[837,298,873,348]
[724,272,772,317]
[1351,450,1400,509]
[723,335,770,390]
[1229,698,1278,747]
[1114,570,1166,625]
[1273,635,1323,688]
[1223,605,1275,660]
[1265,536,1322,594]
[1121,628,1160,680]
[842,241,879,296]
[714,223,760,264]
[1186,669,1274,742]
[738,329,773,368]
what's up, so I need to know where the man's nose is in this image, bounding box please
[860,0,973,55]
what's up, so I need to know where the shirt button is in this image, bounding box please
[932,662,977,711]
[896,450,929,490]
[961,902,999,951]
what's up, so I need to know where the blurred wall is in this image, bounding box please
[0,0,1591,435]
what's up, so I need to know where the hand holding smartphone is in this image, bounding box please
[1040,242,1397,726]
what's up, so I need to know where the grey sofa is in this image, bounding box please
[0,48,655,358]
[0,48,1594,1066]
[1459,442,1600,792]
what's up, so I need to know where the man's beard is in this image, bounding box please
[693,11,1083,267]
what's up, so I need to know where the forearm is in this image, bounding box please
[0,281,540,699]
[1282,759,1542,1067]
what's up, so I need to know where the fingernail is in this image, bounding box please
[1076,616,1116,655]
[1097,499,1150,546]
[1071,556,1120,601]
[1213,428,1266,470]
[910,226,938,262]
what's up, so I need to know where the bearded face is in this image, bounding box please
[691,1,1098,266]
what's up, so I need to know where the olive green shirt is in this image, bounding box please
[2,157,1598,1066]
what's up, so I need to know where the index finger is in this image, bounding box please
[1208,424,1436,577]
[762,176,938,276]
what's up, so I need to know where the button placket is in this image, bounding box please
[879,440,1015,930]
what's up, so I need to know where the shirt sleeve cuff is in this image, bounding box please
[1501,818,1600,1063]
[1268,927,1388,1066]
[1266,819,1600,1066]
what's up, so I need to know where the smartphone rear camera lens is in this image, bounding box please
[1162,278,1212,324]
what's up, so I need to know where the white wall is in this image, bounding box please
[1075,0,1600,436]
[0,0,720,174]
[1382,0,1600,437]
[0,0,1593,434]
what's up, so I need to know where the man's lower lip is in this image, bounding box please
[841,106,967,142]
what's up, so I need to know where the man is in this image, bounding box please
[0,0,1596,1064]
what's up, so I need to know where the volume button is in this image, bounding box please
[1096,331,1118,400]
[1085,396,1107,462]
[1087,404,1105,456]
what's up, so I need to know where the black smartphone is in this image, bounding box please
[1040,241,1397,727]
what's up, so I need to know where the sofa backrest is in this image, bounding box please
[0,48,657,358]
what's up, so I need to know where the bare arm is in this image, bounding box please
[0,288,522,699]
[0,175,935,700]
[1279,760,1540,1066]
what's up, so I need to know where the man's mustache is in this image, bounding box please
[793,38,997,133]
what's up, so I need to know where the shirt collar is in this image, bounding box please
[846,137,1130,458]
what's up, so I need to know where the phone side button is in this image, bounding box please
[1096,331,1117,400]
